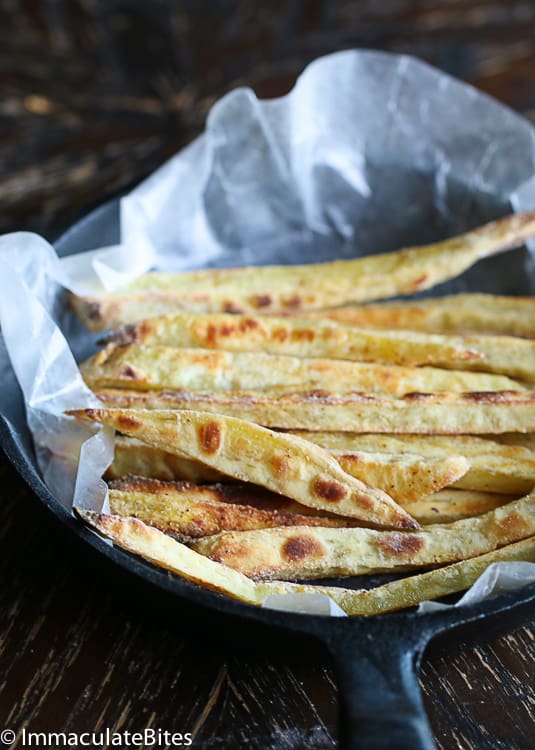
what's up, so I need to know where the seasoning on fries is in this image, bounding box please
[69,210,535,614]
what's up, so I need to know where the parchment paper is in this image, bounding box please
[1,50,535,615]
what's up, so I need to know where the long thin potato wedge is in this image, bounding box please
[109,477,490,529]
[304,536,535,615]
[191,487,535,580]
[70,407,417,529]
[493,433,535,451]
[109,475,337,517]
[109,479,357,537]
[76,509,535,615]
[292,432,535,494]
[69,210,535,329]
[75,508,267,603]
[81,343,522,395]
[110,315,535,381]
[303,294,535,339]
[106,314,482,368]
[105,436,225,482]
[449,334,535,382]
[108,438,467,502]
[94,388,535,434]
[333,452,468,502]
[107,457,514,523]
[402,489,513,523]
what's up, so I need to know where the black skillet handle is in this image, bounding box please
[325,617,436,750]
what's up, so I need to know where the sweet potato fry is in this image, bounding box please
[69,407,417,529]
[191,487,535,580]
[69,210,535,329]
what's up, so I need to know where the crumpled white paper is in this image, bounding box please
[418,561,535,613]
[1,49,535,615]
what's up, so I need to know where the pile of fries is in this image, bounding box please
[69,211,535,615]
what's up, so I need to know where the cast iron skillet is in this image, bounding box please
[1,197,535,750]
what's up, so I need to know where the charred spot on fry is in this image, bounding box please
[222,301,245,314]
[312,477,348,503]
[117,414,142,432]
[198,421,223,455]
[377,532,425,558]
[253,294,272,308]
[282,535,326,561]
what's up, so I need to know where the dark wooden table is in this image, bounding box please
[1,2,534,748]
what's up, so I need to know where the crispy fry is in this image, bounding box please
[492,433,535,451]
[401,489,513,523]
[304,536,535,615]
[75,508,265,602]
[109,475,334,516]
[94,388,535,434]
[292,432,535,494]
[109,477,501,527]
[303,294,535,339]
[333,452,468,502]
[81,343,522,395]
[108,437,467,501]
[106,436,224,482]
[191,487,535,580]
[76,509,535,615]
[109,314,535,381]
[69,210,535,329]
[106,314,483,368]
[449,334,535,381]
[70,407,417,529]
[108,478,356,537]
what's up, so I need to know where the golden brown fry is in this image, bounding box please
[106,314,482,368]
[109,475,333,517]
[81,342,522,394]
[76,509,535,615]
[106,436,224,482]
[76,508,265,602]
[109,476,501,527]
[108,437,467,502]
[108,314,535,381]
[94,388,535,434]
[401,489,513,523]
[70,407,417,529]
[70,210,535,329]
[291,432,535,494]
[108,478,356,537]
[492,433,535,451]
[303,536,535,615]
[333,452,468,502]
[303,294,535,339]
[449,334,535,381]
[191,487,535,580]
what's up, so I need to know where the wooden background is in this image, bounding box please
[1,1,534,748]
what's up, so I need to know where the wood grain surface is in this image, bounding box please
[1,1,534,748]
